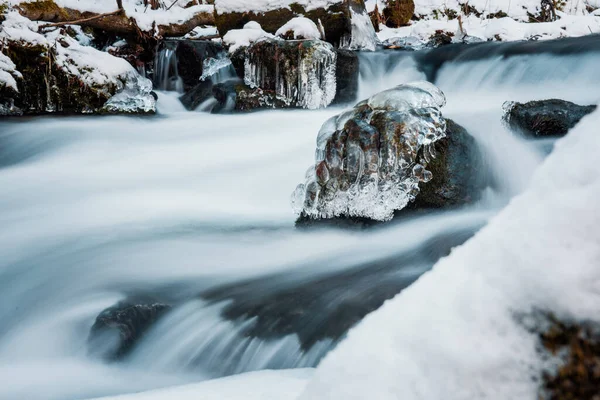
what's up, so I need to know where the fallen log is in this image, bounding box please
[17,0,215,37]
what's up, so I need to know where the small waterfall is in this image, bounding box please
[126,301,333,378]
[153,41,183,93]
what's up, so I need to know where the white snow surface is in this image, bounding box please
[378,13,600,43]
[6,0,213,32]
[223,22,277,53]
[215,0,343,14]
[91,369,313,400]
[299,110,600,399]
[276,17,322,39]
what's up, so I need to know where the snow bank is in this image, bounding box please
[276,17,322,39]
[215,0,343,14]
[223,22,276,53]
[300,109,600,399]
[92,369,313,400]
[378,13,600,43]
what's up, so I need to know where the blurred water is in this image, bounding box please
[0,39,597,400]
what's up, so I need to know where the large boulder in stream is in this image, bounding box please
[88,301,172,360]
[0,12,155,116]
[503,99,597,138]
[214,0,377,50]
[292,82,484,224]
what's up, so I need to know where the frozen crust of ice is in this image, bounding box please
[292,81,447,221]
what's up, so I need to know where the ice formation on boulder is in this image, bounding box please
[244,39,337,109]
[291,81,447,221]
[102,74,156,114]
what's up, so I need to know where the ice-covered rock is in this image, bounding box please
[292,82,450,221]
[243,39,337,109]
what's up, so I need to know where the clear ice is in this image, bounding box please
[103,73,156,114]
[291,81,448,221]
[244,39,337,110]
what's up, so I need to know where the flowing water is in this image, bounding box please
[0,38,599,400]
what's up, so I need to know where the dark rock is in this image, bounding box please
[179,79,214,110]
[426,30,455,48]
[333,49,359,104]
[537,315,600,400]
[503,99,596,138]
[382,0,415,28]
[88,301,172,360]
[408,119,484,209]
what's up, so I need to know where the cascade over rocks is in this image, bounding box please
[503,99,597,138]
[88,301,172,361]
[214,0,377,50]
[292,82,484,223]
[154,39,229,92]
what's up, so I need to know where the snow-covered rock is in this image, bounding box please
[222,22,276,53]
[276,17,323,40]
[292,81,451,221]
[0,10,155,115]
[215,0,377,50]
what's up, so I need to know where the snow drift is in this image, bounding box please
[299,109,600,399]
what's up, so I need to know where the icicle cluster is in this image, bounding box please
[291,81,447,221]
[244,39,337,110]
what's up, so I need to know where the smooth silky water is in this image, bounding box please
[0,41,599,400]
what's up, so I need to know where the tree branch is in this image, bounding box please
[39,9,124,30]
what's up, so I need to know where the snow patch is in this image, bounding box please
[223,22,276,53]
[215,0,344,14]
[276,17,322,40]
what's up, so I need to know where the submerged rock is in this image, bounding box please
[215,0,377,50]
[292,81,452,222]
[88,301,172,360]
[503,99,597,138]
